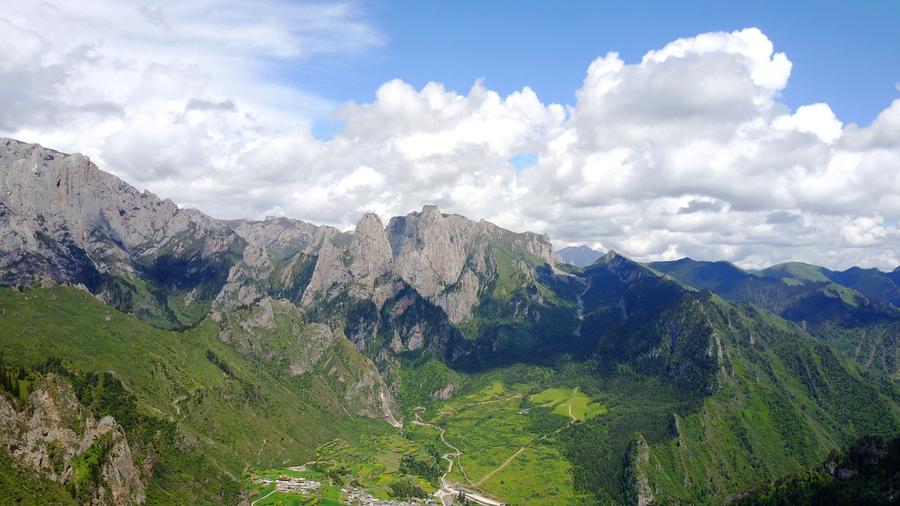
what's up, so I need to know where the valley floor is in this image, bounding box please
[247,381,604,505]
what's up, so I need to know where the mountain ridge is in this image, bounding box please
[651,257,900,378]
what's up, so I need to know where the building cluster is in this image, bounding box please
[341,486,439,506]
[252,475,322,495]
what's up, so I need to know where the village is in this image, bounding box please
[341,486,441,506]
[252,474,322,495]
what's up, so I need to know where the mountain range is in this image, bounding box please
[649,258,900,379]
[0,138,898,505]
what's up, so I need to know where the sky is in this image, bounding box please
[1,1,899,270]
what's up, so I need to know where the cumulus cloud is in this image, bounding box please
[0,4,897,271]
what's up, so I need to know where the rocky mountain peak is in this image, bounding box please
[0,138,559,328]
[350,212,393,278]
[419,204,443,222]
[299,212,395,309]
[0,138,233,257]
[354,212,388,244]
[590,249,661,286]
[387,207,479,296]
[226,216,345,258]
[597,249,622,265]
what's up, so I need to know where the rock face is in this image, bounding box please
[387,205,556,323]
[623,433,654,506]
[302,212,394,308]
[0,138,561,331]
[0,138,244,328]
[0,374,145,505]
[215,216,349,309]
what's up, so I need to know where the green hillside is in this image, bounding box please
[1,253,898,504]
[761,262,832,284]
[389,256,900,504]
[2,271,899,505]
[0,286,388,503]
[635,298,900,502]
[732,435,900,505]
[652,258,900,378]
[649,258,753,293]
[826,267,900,308]
[0,451,75,505]
[393,294,900,504]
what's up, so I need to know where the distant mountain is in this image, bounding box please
[651,257,900,378]
[761,261,833,284]
[1,138,899,504]
[649,257,751,293]
[763,261,900,307]
[820,266,900,308]
[556,244,604,267]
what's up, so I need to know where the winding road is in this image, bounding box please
[412,413,504,506]
[412,391,583,506]
[250,486,277,506]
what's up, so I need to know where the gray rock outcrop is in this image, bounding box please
[214,216,349,310]
[301,213,394,307]
[0,374,145,505]
[624,433,654,506]
[387,205,556,323]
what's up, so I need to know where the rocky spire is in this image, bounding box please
[301,212,395,308]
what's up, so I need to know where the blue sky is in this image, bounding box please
[288,0,900,129]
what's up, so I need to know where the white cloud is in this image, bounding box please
[641,27,792,91]
[772,103,843,143]
[0,8,897,271]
